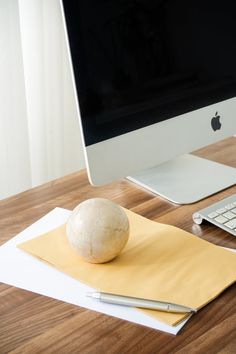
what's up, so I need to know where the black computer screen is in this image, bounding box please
[62,0,236,146]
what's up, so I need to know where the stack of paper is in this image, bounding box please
[1,208,236,334]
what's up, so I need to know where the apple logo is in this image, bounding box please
[211,112,222,131]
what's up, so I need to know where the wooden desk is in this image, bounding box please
[0,137,236,354]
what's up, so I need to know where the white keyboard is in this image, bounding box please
[193,194,236,237]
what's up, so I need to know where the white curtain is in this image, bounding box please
[0,0,85,199]
[0,0,31,199]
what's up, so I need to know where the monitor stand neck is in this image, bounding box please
[127,154,236,204]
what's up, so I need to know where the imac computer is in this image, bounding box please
[61,0,236,204]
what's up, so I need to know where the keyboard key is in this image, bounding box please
[223,211,235,220]
[216,208,227,214]
[208,211,219,218]
[231,208,236,214]
[225,203,235,210]
[214,215,228,224]
[225,219,236,229]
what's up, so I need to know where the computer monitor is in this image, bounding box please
[61,0,236,204]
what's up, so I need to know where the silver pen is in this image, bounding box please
[87,292,196,314]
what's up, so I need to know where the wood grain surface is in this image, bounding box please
[0,137,236,354]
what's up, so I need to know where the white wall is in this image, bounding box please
[0,0,85,200]
[0,0,31,199]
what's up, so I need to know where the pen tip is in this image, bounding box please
[86,292,100,299]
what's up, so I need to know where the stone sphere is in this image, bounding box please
[66,198,130,263]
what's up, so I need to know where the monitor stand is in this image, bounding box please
[127,154,236,204]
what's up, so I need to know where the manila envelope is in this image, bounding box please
[18,208,236,326]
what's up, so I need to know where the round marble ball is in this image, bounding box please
[66,198,130,263]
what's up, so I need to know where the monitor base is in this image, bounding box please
[127,154,236,204]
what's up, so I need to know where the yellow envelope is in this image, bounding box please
[18,208,236,326]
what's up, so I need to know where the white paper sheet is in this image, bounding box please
[0,207,193,335]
